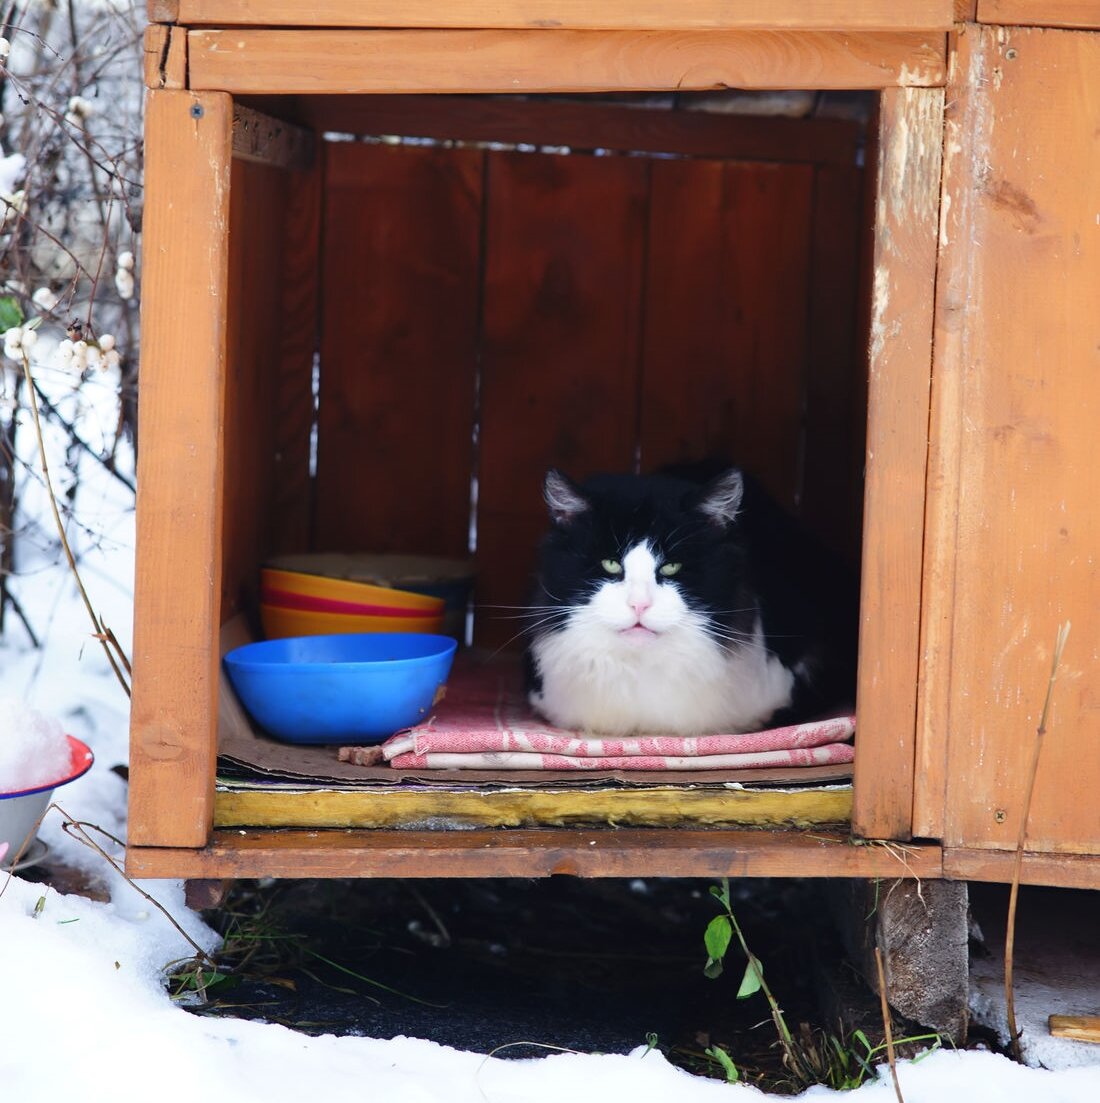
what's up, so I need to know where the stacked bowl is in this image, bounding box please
[260,566,445,639]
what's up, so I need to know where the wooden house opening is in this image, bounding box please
[306,93,873,651]
[209,90,884,834]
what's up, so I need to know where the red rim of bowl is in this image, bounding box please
[0,734,94,800]
[260,585,442,618]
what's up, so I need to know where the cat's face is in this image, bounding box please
[534,468,752,647]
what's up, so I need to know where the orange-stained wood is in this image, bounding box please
[148,0,180,23]
[314,142,482,559]
[851,87,944,841]
[126,828,944,880]
[976,0,1100,28]
[143,23,186,89]
[475,150,646,648]
[175,0,954,31]
[187,29,948,95]
[926,27,1100,854]
[913,28,981,840]
[954,0,978,19]
[943,848,1100,891]
[290,94,862,168]
[639,158,814,514]
[129,92,232,847]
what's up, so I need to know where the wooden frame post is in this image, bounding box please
[129,91,232,847]
[852,87,944,841]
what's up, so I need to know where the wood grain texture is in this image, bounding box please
[130,92,232,847]
[187,29,948,95]
[931,27,1100,854]
[943,847,1100,890]
[143,23,186,89]
[220,158,284,625]
[213,786,852,830]
[314,142,482,559]
[293,94,862,167]
[475,150,645,648]
[1048,1016,1100,1044]
[977,0,1100,28]
[176,1,954,31]
[148,0,180,23]
[850,87,944,841]
[639,158,814,513]
[913,28,982,840]
[126,828,944,880]
[231,105,314,170]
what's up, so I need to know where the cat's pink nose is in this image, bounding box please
[629,597,652,618]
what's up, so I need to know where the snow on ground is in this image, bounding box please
[2,374,1100,1101]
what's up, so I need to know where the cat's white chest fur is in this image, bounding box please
[528,543,794,735]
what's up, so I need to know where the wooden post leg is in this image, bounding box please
[828,878,970,1043]
[184,878,233,911]
[129,90,232,849]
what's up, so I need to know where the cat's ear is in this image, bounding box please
[544,469,589,526]
[696,468,744,527]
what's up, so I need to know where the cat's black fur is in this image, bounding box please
[525,464,858,728]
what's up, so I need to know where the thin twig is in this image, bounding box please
[53,804,215,966]
[19,351,131,696]
[874,945,905,1103]
[1005,621,1070,1062]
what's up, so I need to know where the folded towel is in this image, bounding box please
[385,742,854,771]
[377,665,854,772]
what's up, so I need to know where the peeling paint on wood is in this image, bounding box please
[213,785,854,830]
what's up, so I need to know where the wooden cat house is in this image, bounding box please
[129,1,1099,898]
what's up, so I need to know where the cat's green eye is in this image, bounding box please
[659,562,682,578]
[601,558,623,575]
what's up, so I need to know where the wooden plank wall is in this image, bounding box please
[313,105,868,649]
[919,26,1100,855]
[316,143,482,559]
[219,153,320,628]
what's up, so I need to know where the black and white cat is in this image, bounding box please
[524,467,857,735]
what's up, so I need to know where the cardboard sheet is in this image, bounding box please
[217,654,854,792]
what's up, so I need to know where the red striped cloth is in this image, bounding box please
[381,667,854,771]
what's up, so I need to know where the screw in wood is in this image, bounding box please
[190,103,204,119]
[994,809,1007,823]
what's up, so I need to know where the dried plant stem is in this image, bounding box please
[1004,621,1071,1062]
[19,353,131,696]
[53,803,215,965]
[874,945,905,1103]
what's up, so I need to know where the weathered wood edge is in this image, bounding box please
[174,0,955,32]
[943,846,1100,890]
[851,86,945,841]
[912,28,982,839]
[126,828,944,879]
[148,0,180,23]
[976,0,1100,29]
[187,29,949,95]
[143,23,187,90]
[232,105,315,170]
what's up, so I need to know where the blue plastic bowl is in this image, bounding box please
[223,633,457,744]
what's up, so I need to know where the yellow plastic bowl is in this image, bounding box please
[260,603,445,641]
[261,567,444,614]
